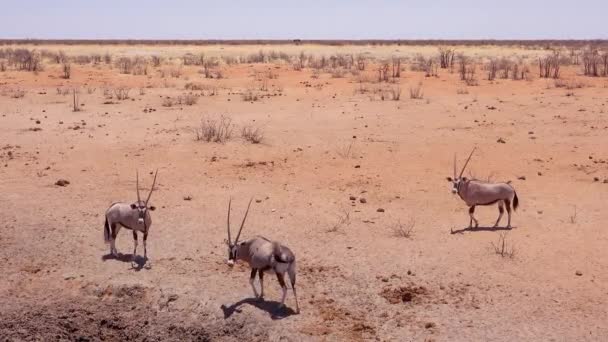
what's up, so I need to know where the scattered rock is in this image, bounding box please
[55,179,70,187]
[349,196,356,201]
[517,176,526,180]
[425,322,436,329]
[359,198,367,204]
[593,177,600,182]
[377,208,385,213]
[537,172,543,176]
[497,138,506,144]
[183,195,192,201]
[354,165,360,168]
[575,271,583,276]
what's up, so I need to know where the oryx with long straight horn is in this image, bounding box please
[104,170,158,261]
[447,148,519,229]
[225,198,300,314]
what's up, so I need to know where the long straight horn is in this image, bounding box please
[453,154,457,179]
[459,147,476,178]
[145,169,158,204]
[234,197,253,245]
[136,170,141,202]
[227,198,232,244]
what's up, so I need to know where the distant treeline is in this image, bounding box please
[1,39,607,47]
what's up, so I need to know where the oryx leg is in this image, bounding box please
[505,199,513,229]
[132,231,138,259]
[276,272,288,308]
[143,231,148,259]
[110,223,121,256]
[468,206,479,228]
[493,201,505,228]
[259,269,265,299]
[249,268,260,298]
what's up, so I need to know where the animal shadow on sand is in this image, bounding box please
[450,225,516,234]
[221,298,296,320]
[101,253,150,271]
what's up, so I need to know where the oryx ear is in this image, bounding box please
[130,203,137,209]
[446,177,453,182]
[149,206,156,211]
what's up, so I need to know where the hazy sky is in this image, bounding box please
[1,0,606,40]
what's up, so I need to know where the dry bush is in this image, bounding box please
[241,125,264,144]
[328,210,350,233]
[194,115,233,143]
[242,90,260,102]
[456,87,469,95]
[131,57,149,75]
[11,89,25,98]
[458,54,477,84]
[487,59,498,81]
[57,87,70,96]
[539,51,561,78]
[103,52,112,64]
[391,219,415,238]
[569,206,578,224]
[581,48,608,77]
[150,55,163,67]
[378,62,390,82]
[554,79,586,89]
[182,53,205,66]
[392,57,402,78]
[0,60,6,72]
[438,47,456,69]
[116,57,133,74]
[337,140,357,159]
[162,97,174,107]
[388,86,401,100]
[409,83,424,99]
[72,89,80,112]
[169,68,181,78]
[356,55,366,71]
[183,93,198,105]
[62,63,71,79]
[114,87,130,100]
[491,232,516,258]
[411,55,438,77]
[10,49,43,72]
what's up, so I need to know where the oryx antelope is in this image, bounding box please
[447,148,519,228]
[104,170,158,260]
[225,198,300,314]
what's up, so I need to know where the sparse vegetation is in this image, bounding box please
[409,83,424,99]
[491,232,516,258]
[194,115,234,143]
[391,219,415,238]
[241,125,264,144]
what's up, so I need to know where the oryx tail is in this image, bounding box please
[104,217,111,243]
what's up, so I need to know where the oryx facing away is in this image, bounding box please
[225,198,300,314]
[447,148,519,229]
[104,170,158,261]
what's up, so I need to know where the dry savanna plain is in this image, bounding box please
[0,42,607,341]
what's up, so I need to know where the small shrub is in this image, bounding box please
[62,63,71,79]
[195,115,233,143]
[183,93,198,105]
[491,232,516,258]
[242,91,259,102]
[114,87,130,100]
[409,83,424,99]
[241,125,264,144]
[391,219,415,238]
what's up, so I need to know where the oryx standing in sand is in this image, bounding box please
[104,170,158,260]
[225,198,300,314]
[447,148,519,229]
